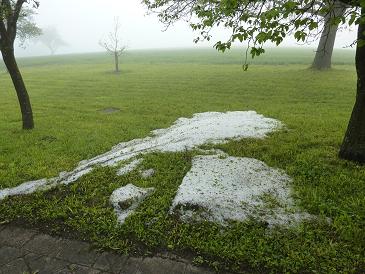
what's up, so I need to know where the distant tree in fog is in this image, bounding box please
[35,26,67,55]
[99,17,126,73]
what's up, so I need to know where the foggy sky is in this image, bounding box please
[16,0,358,57]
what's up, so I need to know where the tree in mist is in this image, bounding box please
[35,26,67,55]
[143,0,365,163]
[311,1,348,70]
[99,17,126,73]
[0,0,40,130]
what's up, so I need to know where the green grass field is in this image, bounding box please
[0,48,364,273]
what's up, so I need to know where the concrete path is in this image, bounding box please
[0,225,217,274]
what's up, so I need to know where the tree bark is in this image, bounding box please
[114,52,119,72]
[339,9,365,163]
[311,2,346,70]
[1,45,34,130]
[311,20,339,69]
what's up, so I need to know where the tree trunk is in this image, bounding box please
[311,20,339,70]
[339,9,365,163]
[1,45,34,130]
[114,52,119,73]
[311,2,346,70]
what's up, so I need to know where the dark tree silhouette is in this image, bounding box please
[0,0,40,130]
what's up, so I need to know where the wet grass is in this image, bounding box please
[0,48,364,273]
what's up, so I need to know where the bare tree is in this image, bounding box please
[99,17,126,73]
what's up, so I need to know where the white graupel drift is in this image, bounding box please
[0,179,49,201]
[117,159,143,176]
[171,155,314,226]
[110,184,155,224]
[0,111,281,200]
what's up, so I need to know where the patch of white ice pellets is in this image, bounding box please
[110,184,155,224]
[170,155,314,227]
[0,111,281,200]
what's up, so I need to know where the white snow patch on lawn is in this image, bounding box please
[171,155,314,226]
[117,159,143,176]
[0,111,281,200]
[0,179,52,201]
[110,184,155,224]
[82,110,280,167]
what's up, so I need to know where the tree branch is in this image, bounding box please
[13,0,27,22]
[338,0,360,7]
[100,17,127,56]
[6,0,26,41]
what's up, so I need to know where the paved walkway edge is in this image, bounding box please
[0,225,216,274]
